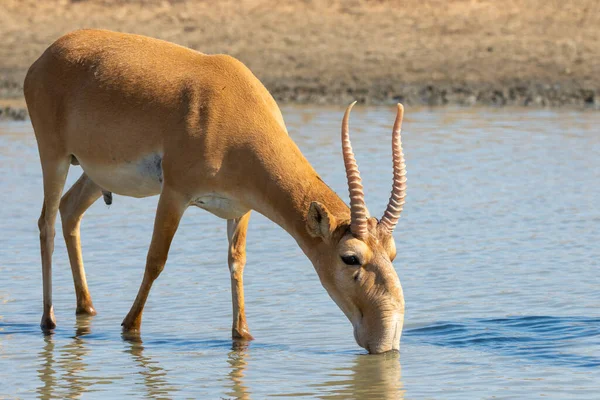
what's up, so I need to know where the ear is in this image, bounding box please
[306,201,337,240]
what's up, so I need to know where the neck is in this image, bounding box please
[243,135,349,260]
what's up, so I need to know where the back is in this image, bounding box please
[24,29,294,200]
[24,29,287,158]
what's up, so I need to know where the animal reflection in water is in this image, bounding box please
[223,344,404,400]
[37,316,104,399]
[35,317,403,398]
[313,352,404,400]
[36,317,174,399]
[226,341,251,400]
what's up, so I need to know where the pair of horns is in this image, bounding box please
[342,102,407,238]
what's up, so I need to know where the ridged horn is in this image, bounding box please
[342,101,368,239]
[379,103,407,234]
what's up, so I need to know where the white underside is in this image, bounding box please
[81,162,162,198]
[191,194,250,219]
[77,153,249,219]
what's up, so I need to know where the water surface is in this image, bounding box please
[1,107,599,398]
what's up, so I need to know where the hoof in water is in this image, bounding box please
[76,304,97,316]
[121,313,142,335]
[40,314,57,332]
[121,329,143,344]
[232,328,254,341]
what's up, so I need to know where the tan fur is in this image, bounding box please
[25,29,405,353]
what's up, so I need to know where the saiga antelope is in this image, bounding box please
[24,29,407,353]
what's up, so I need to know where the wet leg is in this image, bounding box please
[121,186,188,333]
[59,173,102,315]
[39,158,70,330]
[227,212,253,340]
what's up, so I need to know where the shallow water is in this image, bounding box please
[1,106,599,398]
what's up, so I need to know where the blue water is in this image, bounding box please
[1,107,599,398]
[406,316,600,368]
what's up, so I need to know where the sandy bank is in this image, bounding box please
[1,0,599,120]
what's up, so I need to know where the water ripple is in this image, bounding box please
[2,108,600,398]
[405,316,600,368]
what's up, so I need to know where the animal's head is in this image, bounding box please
[307,103,407,354]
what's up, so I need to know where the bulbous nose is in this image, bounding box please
[354,314,403,354]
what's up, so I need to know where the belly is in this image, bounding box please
[78,153,163,198]
[76,153,250,219]
[192,193,250,219]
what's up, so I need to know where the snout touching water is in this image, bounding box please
[1,106,600,398]
[354,314,404,354]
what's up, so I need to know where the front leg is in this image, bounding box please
[122,186,188,333]
[227,212,253,340]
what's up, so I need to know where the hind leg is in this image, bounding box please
[38,157,70,330]
[59,173,103,315]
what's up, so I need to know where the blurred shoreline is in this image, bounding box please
[1,0,599,120]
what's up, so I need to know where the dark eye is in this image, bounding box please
[341,255,361,266]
